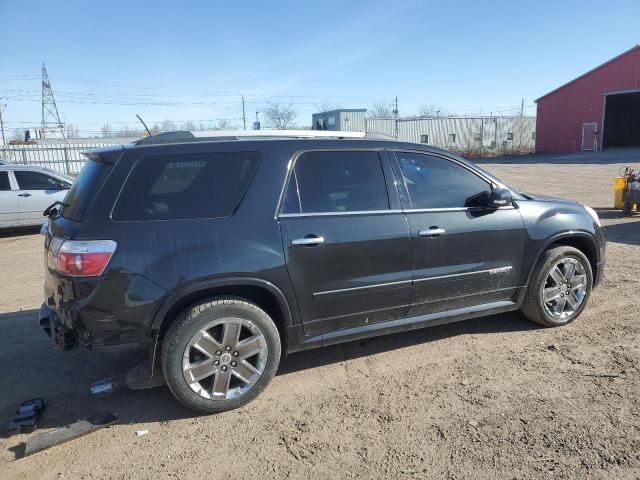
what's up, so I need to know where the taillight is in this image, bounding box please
[47,238,117,277]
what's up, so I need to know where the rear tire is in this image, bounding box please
[520,246,593,327]
[161,297,281,414]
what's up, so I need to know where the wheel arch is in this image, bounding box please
[152,277,295,354]
[526,231,599,287]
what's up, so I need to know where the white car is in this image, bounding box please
[0,165,74,228]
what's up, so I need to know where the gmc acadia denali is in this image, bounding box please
[39,130,606,413]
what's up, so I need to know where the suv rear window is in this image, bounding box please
[61,160,112,221]
[112,152,260,221]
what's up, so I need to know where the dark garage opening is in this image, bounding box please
[603,91,640,149]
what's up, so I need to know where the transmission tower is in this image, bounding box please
[41,63,65,139]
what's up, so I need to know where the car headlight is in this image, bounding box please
[584,206,601,227]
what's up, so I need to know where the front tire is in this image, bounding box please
[520,246,593,327]
[161,298,281,414]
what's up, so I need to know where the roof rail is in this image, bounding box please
[134,129,399,145]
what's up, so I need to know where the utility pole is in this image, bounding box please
[41,63,65,140]
[519,98,524,149]
[242,96,246,130]
[393,96,399,139]
[0,101,6,146]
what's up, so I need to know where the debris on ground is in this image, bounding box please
[135,430,148,436]
[23,411,118,457]
[89,379,117,396]
[8,398,45,435]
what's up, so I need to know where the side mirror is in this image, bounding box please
[56,182,71,190]
[489,187,513,208]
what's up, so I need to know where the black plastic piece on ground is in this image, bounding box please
[23,411,118,457]
[8,398,46,435]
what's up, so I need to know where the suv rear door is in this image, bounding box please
[390,150,525,316]
[278,150,412,336]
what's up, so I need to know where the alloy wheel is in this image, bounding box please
[182,317,268,400]
[541,257,588,319]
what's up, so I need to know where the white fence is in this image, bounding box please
[0,143,114,175]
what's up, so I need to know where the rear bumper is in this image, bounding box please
[39,302,151,351]
[41,268,168,350]
[39,304,80,350]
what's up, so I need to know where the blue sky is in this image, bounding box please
[1,0,639,136]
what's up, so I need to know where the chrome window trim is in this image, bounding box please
[388,148,503,189]
[280,209,403,218]
[274,147,389,219]
[403,205,516,214]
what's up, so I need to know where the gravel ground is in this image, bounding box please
[1,149,639,480]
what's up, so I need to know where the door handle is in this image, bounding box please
[419,227,446,237]
[18,193,32,197]
[291,236,325,246]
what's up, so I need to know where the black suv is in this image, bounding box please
[40,131,605,413]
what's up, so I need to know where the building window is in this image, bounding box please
[327,116,336,126]
[532,132,536,140]
[507,132,514,141]
[502,141,508,147]
[474,133,482,142]
[420,134,428,144]
[449,133,456,143]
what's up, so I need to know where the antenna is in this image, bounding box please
[41,63,65,140]
[136,114,152,137]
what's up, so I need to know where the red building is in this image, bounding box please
[535,45,640,153]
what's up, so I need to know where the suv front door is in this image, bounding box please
[13,170,70,225]
[278,150,412,336]
[391,151,526,317]
[0,171,19,227]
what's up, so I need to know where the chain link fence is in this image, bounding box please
[0,143,116,175]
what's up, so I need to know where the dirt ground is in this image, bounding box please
[1,148,639,480]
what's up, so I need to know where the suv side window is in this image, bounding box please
[396,152,491,209]
[14,171,65,190]
[0,172,10,191]
[282,151,389,214]
[113,152,260,221]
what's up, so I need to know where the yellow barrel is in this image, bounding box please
[614,176,626,209]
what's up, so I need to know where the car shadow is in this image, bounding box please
[278,310,537,375]
[603,219,640,246]
[0,226,41,238]
[1,306,539,451]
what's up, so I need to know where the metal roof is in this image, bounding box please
[535,45,640,102]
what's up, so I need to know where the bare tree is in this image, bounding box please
[100,124,113,138]
[418,103,455,117]
[315,103,343,113]
[65,123,79,138]
[369,102,393,118]
[150,124,161,136]
[160,120,176,132]
[263,103,297,129]
[213,119,233,130]
[181,120,196,131]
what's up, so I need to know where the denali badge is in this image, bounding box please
[488,266,513,275]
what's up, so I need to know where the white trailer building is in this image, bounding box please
[312,109,536,151]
